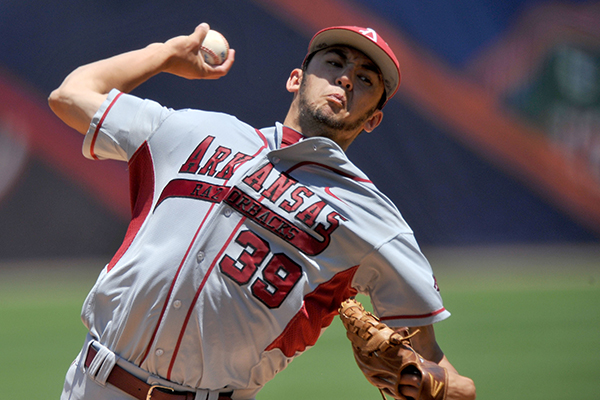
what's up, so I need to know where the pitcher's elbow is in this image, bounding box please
[48,87,69,115]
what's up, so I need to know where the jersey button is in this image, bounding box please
[224,208,233,217]
[155,349,164,357]
[173,300,182,309]
[196,251,205,262]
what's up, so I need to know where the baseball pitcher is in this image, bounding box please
[49,22,476,400]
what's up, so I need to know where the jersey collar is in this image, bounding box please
[280,125,305,148]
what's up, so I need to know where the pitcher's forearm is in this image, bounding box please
[74,43,171,95]
[48,23,233,134]
[48,43,171,133]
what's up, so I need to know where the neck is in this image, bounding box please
[283,104,302,135]
[284,109,358,151]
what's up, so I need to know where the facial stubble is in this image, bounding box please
[296,77,378,140]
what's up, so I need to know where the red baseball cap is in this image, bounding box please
[306,26,401,104]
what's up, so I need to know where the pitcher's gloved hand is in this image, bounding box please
[339,298,448,400]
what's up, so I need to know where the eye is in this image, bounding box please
[327,60,342,68]
[358,75,373,85]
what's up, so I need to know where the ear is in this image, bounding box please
[363,110,384,133]
[286,69,303,93]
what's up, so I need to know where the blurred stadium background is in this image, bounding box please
[0,0,599,399]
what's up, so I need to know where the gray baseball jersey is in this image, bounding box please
[78,89,449,399]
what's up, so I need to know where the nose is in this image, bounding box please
[336,70,353,91]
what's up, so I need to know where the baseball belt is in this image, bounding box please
[85,346,233,400]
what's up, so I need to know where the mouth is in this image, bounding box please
[326,93,346,109]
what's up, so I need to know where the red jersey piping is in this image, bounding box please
[379,307,447,321]
[89,92,123,160]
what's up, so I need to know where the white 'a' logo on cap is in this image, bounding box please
[359,28,378,42]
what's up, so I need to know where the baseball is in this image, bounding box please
[200,30,229,66]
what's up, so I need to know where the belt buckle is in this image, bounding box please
[146,384,175,400]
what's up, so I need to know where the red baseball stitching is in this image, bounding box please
[200,32,229,65]
[200,46,219,64]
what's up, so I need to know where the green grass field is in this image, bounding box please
[1,245,598,399]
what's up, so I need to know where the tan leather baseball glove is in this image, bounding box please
[338,298,448,400]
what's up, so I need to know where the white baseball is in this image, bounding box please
[200,30,229,66]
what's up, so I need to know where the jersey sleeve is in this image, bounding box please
[352,232,450,327]
[83,89,172,161]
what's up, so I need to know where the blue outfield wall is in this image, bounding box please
[0,0,598,259]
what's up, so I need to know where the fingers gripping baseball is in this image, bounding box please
[163,23,235,80]
[339,298,448,400]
